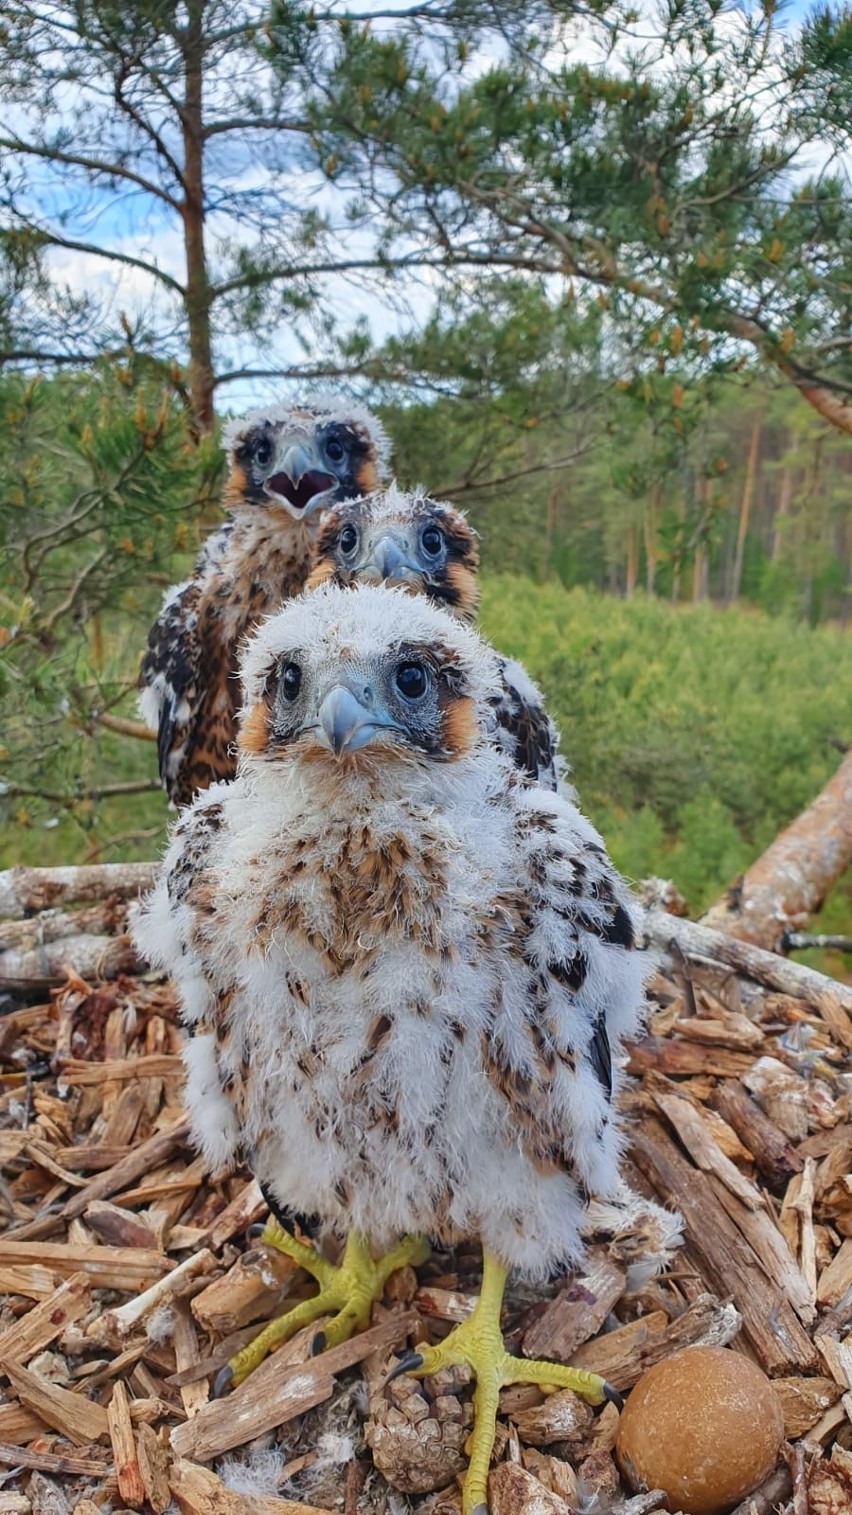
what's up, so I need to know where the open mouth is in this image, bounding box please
[267,470,336,512]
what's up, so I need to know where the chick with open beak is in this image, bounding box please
[138,396,391,806]
[225,401,391,518]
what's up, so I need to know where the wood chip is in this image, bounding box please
[168,1455,337,1515]
[191,1248,298,1336]
[569,1292,740,1391]
[0,1274,90,1365]
[0,1242,170,1288]
[654,1091,763,1210]
[171,1311,418,1462]
[0,1441,111,1477]
[631,1119,818,1374]
[774,1375,842,1438]
[135,1422,171,1515]
[107,1380,145,1508]
[0,1357,109,1445]
[522,1250,625,1361]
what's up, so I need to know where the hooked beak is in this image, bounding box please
[316,686,400,757]
[364,535,421,583]
[265,440,336,514]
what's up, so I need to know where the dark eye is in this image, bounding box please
[281,662,302,701]
[339,523,359,556]
[395,661,428,700]
[326,437,346,464]
[421,525,443,557]
[254,436,273,468]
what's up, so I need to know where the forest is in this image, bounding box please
[1,0,851,923]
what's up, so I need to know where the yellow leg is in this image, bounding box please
[213,1224,429,1395]
[388,1250,619,1515]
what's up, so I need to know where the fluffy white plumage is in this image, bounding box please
[133,583,647,1279]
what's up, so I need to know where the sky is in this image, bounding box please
[9,0,837,418]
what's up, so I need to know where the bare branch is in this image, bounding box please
[0,135,182,211]
[0,780,160,806]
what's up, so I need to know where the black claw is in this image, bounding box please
[212,1365,234,1398]
[383,1351,424,1388]
[247,1222,268,1241]
[309,1331,326,1357]
[603,1380,624,1412]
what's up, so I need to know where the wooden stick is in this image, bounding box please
[135,1422,171,1515]
[522,1250,626,1362]
[170,1311,418,1462]
[0,1241,170,1288]
[568,1294,740,1392]
[196,1177,266,1252]
[0,934,143,991]
[59,1055,184,1086]
[0,1272,90,1363]
[654,1092,764,1211]
[61,1114,190,1219]
[630,1118,818,1375]
[0,1441,112,1477]
[0,900,133,953]
[0,863,158,920]
[107,1380,145,1508]
[701,747,852,951]
[0,1356,110,1444]
[711,1080,803,1190]
[640,908,852,1035]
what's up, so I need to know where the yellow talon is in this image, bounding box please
[391,1250,616,1515]
[214,1227,429,1393]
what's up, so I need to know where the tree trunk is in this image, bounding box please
[771,467,795,561]
[644,487,659,595]
[543,487,557,576]
[181,0,215,436]
[729,412,762,603]
[625,520,638,597]
[701,747,852,952]
[671,494,685,603]
[692,542,708,602]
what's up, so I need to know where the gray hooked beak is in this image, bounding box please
[368,535,420,582]
[279,442,314,485]
[316,686,389,757]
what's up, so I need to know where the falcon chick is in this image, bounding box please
[138,397,390,806]
[308,485,562,789]
[134,582,646,1514]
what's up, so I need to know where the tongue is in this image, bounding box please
[267,470,336,512]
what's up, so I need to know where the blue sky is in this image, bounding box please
[13,0,833,416]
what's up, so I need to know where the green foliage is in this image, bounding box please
[0,366,217,854]
[479,580,852,911]
[300,0,852,419]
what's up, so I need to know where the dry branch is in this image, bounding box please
[0,933,143,991]
[702,747,852,950]
[0,863,158,919]
[630,1119,818,1375]
[640,908,852,1038]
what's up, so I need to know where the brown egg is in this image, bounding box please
[615,1346,784,1515]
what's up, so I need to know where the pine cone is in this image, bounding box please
[366,1362,473,1494]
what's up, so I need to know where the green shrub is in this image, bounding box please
[480,578,852,911]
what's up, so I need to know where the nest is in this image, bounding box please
[0,869,850,1515]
